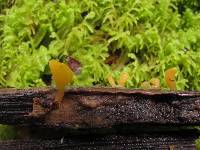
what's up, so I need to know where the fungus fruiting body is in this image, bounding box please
[49,60,74,103]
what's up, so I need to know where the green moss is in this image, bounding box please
[196,137,200,149]
[0,0,200,90]
[0,125,17,140]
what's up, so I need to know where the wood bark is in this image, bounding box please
[0,87,200,128]
[0,87,199,149]
[0,133,197,150]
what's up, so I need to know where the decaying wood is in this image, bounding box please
[0,87,200,128]
[0,133,197,150]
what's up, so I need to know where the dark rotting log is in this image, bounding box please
[0,87,200,128]
[0,133,197,150]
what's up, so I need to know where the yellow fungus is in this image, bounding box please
[165,67,177,90]
[141,81,151,90]
[118,72,129,87]
[107,74,116,87]
[49,60,74,103]
[150,78,160,89]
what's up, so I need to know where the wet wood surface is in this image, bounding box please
[0,87,199,149]
[0,87,200,128]
[0,133,197,150]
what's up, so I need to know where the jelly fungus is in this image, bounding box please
[49,60,74,103]
[165,67,177,90]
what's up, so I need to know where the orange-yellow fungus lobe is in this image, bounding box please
[107,74,116,87]
[141,81,150,90]
[49,60,74,103]
[165,67,177,90]
[118,72,129,87]
[150,78,160,89]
